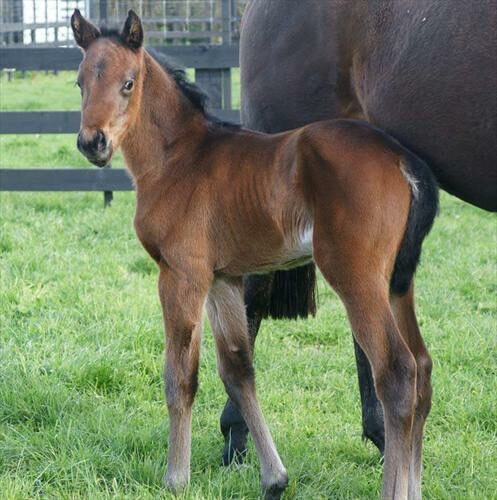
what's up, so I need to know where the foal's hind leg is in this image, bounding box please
[391,284,432,500]
[220,273,274,465]
[339,282,416,499]
[207,278,288,499]
[315,248,416,499]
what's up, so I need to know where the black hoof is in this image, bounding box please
[363,409,385,456]
[364,429,385,456]
[263,475,289,500]
[220,400,249,466]
[222,428,248,466]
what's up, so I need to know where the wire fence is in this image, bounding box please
[0,0,247,46]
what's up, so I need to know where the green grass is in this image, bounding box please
[1,72,496,499]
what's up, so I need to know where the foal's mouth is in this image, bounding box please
[82,144,113,168]
[88,156,112,168]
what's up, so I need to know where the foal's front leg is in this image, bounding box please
[207,278,288,499]
[158,264,211,491]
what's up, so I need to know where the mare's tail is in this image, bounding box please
[266,265,317,319]
[390,154,439,296]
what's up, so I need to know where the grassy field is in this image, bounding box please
[1,71,496,499]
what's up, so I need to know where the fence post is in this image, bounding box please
[195,0,231,109]
[197,0,232,114]
[100,0,111,206]
[103,164,113,207]
[99,0,108,23]
[13,0,24,44]
[196,68,222,109]
[221,0,232,112]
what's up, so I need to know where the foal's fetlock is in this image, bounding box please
[262,470,289,500]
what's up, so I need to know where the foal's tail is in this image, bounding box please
[390,154,439,296]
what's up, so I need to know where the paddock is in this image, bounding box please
[0,2,496,498]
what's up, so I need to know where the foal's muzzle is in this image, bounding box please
[77,129,113,167]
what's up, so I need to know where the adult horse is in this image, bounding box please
[220,0,497,462]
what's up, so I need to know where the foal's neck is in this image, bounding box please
[121,52,208,183]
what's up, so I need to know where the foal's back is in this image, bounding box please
[194,119,412,279]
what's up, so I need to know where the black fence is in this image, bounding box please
[0,1,242,206]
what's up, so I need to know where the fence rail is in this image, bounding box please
[0,110,239,135]
[0,45,238,70]
[0,168,133,191]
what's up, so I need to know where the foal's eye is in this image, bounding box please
[122,79,134,94]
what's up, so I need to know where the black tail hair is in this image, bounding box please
[267,264,317,319]
[390,155,439,296]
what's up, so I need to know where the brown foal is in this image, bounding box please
[72,10,438,500]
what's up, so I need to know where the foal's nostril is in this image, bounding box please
[95,129,107,152]
[77,129,108,156]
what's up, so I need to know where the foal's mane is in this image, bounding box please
[95,28,239,130]
[148,49,240,130]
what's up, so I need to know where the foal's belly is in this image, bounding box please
[250,224,314,275]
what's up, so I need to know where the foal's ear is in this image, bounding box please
[122,10,144,50]
[71,9,100,50]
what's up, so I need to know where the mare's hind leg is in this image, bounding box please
[315,247,416,499]
[207,278,288,499]
[391,284,432,500]
[220,273,274,465]
[353,339,386,454]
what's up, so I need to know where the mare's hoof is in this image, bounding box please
[363,407,385,456]
[263,473,289,500]
[221,424,249,466]
[363,422,385,456]
[222,439,248,466]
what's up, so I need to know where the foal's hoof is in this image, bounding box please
[262,473,289,500]
[164,472,188,495]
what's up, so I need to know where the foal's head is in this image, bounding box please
[71,10,145,167]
